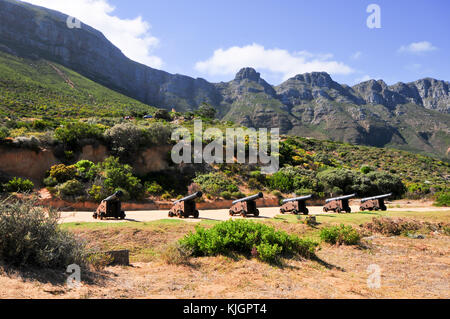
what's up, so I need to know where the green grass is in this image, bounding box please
[0,51,156,118]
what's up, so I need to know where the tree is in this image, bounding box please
[195,103,217,119]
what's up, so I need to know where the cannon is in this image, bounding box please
[360,193,391,211]
[323,194,356,213]
[168,191,202,218]
[93,191,126,220]
[280,195,312,215]
[229,192,263,217]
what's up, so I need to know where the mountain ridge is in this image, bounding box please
[0,0,449,159]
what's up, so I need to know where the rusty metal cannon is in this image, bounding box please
[93,191,126,220]
[229,192,263,217]
[168,191,202,218]
[280,195,312,215]
[360,193,391,211]
[323,193,356,213]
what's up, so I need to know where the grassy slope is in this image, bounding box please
[0,51,156,118]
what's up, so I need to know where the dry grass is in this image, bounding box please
[1,210,449,299]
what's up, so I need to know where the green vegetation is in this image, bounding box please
[320,225,361,245]
[2,177,34,193]
[0,197,86,269]
[193,172,239,196]
[179,219,318,263]
[0,51,156,118]
[434,192,450,207]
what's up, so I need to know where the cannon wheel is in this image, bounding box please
[168,211,174,217]
[240,211,247,217]
[336,208,342,214]
[360,207,365,211]
[323,207,328,212]
[280,209,285,214]
[303,208,309,215]
[253,209,260,217]
[229,210,234,216]
[292,210,299,215]
[93,213,98,219]
[193,210,199,218]
[99,212,106,220]
[177,210,184,218]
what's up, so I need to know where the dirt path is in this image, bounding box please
[59,205,450,223]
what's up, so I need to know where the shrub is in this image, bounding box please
[320,224,360,245]
[433,192,450,207]
[193,172,239,196]
[360,165,374,174]
[100,157,144,200]
[58,179,85,198]
[88,184,109,203]
[54,122,104,146]
[43,176,58,187]
[161,242,193,265]
[195,103,216,119]
[0,198,87,269]
[0,127,9,140]
[146,181,164,196]
[161,192,172,200]
[49,164,77,183]
[75,160,95,179]
[3,177,34,193]
[179,220,318,263]
[220,191,232,199]
[363,217,422,236]
[154,109,171,120]
[104,123,147,158]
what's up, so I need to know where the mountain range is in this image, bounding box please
[0,0,449,159]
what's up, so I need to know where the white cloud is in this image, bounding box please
[354,74,371,83]
[351,51,362,59]
[398,41,437,54]
[21,0,163,68]
[195,43,354,82]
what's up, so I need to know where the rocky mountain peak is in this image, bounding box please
[234,67,261,82]
[292,72,334,88]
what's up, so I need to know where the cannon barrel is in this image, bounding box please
[103,191,123,202]
[174,191,203,204]
[232,192,263,205]
[361,193,392,203]
[325,193,356,203]
[281,194,312,204]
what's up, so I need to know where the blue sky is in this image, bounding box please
[23,0,450,85]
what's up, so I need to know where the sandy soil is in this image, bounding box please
[60,204,450,224]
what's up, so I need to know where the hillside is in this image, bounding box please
[0,0,448,159]
[0,51,156,118]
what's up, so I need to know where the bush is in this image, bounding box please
[220,191,232,199]
[0,198,87,268]
[363,217,422,236]
[433,192,450,207]
[145,181,164,196]
[104,123,147,158]
[43,176,58,187]
[54,122,104,146]
[154,109,171,121]
[0,127,9,140]
[49,164,77,183]
[194,172,239,196]
[161,242,193,265]
[180,220,318,263]
[58,179,85,198]
[360,165,374,174]
[3,177,34,193]
[161,191,172,200]
[100,157,144,200]
[320,224,360,245]
[75,160,95,179]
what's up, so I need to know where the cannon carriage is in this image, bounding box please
[280,195,312,215]
[93,191,126,220]
[168,191,202,218]
[360,193,391,211]
[229,192,263,217]
[323,194,356,213]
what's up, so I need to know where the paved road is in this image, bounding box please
[59,205,450,223]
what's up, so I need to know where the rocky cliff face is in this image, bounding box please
[0,0,449,158]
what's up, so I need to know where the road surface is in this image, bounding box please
[59,205,450,223]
